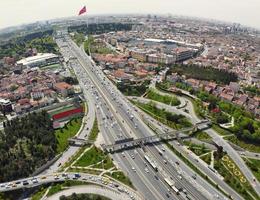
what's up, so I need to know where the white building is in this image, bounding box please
[147,54,176,65]
[16,53,59,68]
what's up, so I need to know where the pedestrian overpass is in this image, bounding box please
[103,120,211,153]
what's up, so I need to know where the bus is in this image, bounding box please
[164,177,174,187]
[164,177,179,195]
[158,149,163,156]
[144,155,158,172]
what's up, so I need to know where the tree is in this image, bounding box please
[0,111,57,182]
[246,122,255,134]
[214,146,223,160]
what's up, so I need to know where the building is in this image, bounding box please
[30,91,44,100]
[47,104,84,128]
[248,65,260,85]
[16,53,59,68]
[0,99,12,113]
[219,93,234,102]
[113,69,133,83]
[175,48,194,62]
[129,49,147,62]
[229,82,240,93]
[54,82,74,97]
[186,78,200,90]
[147,54,176,65]
[3,57,15,65]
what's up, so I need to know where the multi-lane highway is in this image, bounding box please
[132,98,243,200]
[42,38,97,174]
[58,29,232,200]
[56,34,175,200]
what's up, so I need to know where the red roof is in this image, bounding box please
[211,108,221,113]
[52,107,83,120]
[18,98,30,105]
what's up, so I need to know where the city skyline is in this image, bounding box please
[1,0,260,30]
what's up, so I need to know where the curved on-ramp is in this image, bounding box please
[46,185,133,200]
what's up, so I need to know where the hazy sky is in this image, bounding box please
[1,0,260,29]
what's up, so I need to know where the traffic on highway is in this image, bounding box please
[55,30,230,200]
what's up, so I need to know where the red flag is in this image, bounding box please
[78,6,87,16]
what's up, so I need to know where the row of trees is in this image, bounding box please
[243,85,260,96]
[169,64,238,84]
[0,111,57,182]
[69,23,133,35]
[60,193,111,200]
[117,80,150,96]
[63,77,79,85]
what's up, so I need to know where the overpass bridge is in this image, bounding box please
[103,120,211,153]
[68,137,95,147]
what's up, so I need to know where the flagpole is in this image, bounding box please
[87,14,88,28]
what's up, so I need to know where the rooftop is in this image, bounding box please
[17,53,58,66]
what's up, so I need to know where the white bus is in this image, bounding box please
[144,155,158,171]
[164,177,179,195]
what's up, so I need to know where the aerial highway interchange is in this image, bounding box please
[0,28,259,200]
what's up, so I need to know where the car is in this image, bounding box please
[22,181,29,185]
[163,160,167,164]
[161,148,165,152]
[192,174,197,179]
[41,176,47,179]
[131,154,135,159]
[184,109,189,113]
[74,173,81,178]
[32,179,38,184]
[130,195,135,199]
[132,167,136,172]
[5,185,10,189]
[145,168,149,173]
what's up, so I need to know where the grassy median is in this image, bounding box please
[145,89,180,106]
[243,158,260,182]
[214,155,259,200]
[132,100,191,129]
[55,117,83,154]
